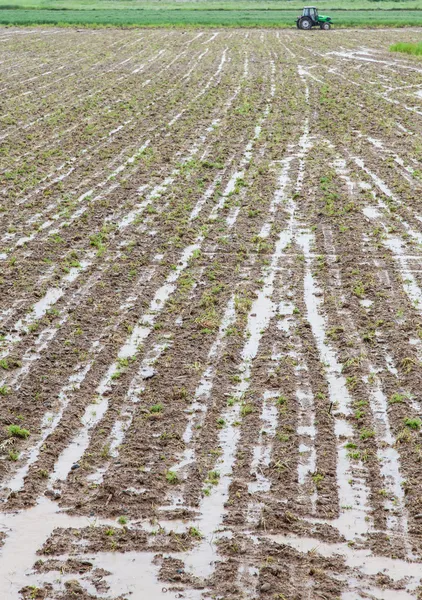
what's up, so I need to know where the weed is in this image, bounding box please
[7,424,30,439]
[360,428,375,440]
[353,281,365,298]
[404,417,421,430]
[8,450,19,461]
[312,472,324,488]
[207,470,220,485]
[117,515,128,525]
[389,392,406,404]
[189,526,203,538]
[166,470,179,484]
[240,403,253,416]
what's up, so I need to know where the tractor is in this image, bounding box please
[296,7,332,30]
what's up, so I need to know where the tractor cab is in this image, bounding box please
[296,6,332,29]
[303,6,318,21]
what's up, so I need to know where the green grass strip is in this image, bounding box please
[390,41,422,55]
[2,8,422,27]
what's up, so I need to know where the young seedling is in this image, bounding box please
[404,417,421,430]
[7,424,30,439]
[360,429,375,440]
[189,526,203,539]
[206,470,220,485]
[166,470,179,484]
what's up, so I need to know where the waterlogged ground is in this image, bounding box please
[1,26,422,600]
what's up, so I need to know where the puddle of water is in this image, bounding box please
[0,497,199,600]
[360,298,374,308]
[267,532,421,582]
[189,173,222,221]
[259,154,295,238]
[248,391,278,494]
[369,379,409,543]
[79,551,204,600]
[0,497,113,597]
[363,206,380,219]
[296,387,316,510]
[343,586,416,600]
[385,355,398,376]
[385,236,422,309]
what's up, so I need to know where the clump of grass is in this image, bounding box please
[404,417,421,430]
[149,403,163,413]
[7,424,30,439]
[206,470,220,485]
[117,515,128,525]
[312,472,324,488]
[189,526,203,539]
[240,403,253,417]
[390,42,422,56]
[389,392,406,404]
[166,470,179,484]
[360,428,375,440]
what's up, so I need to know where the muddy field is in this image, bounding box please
[1,26,422,600]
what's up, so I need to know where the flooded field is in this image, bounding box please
[1,26,422,600]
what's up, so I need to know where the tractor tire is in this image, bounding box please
[299,17,312,30]
[320,22,331,30]
[296,20,300,28]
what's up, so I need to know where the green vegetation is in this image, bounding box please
[165,470,179,484]
[390,41,422,55]
[0,0,422,27]
[360,428,375,440]
[2,0,422,9]
[7,424,30,439]
[404,417,422,430]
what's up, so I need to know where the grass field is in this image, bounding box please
[2,0,422,27]
[2,0,422,9]
[2,7,422,26]
[1,26,422,600]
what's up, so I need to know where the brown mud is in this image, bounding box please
[1,26,422,600]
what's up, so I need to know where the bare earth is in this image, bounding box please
[1,26,422,600]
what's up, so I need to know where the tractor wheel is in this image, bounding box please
[299,17,312,30]
[320,22,331,30]
[296,20,300,28]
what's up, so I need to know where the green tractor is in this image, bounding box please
[296,6,333,30]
